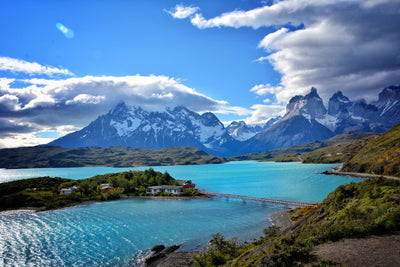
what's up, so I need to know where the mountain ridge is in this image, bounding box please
[48,85,400,156]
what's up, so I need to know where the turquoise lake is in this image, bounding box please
[0,161,361,266]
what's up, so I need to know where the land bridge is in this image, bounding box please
[201,191,318,207]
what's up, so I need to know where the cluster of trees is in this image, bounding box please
[60,168,176,199]
[0,169,178,211]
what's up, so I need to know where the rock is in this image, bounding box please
[151,245,165,253]
[145,244,182,266]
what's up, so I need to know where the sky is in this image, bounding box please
[0,0,399,148]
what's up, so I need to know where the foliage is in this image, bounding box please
[181,189,201,196]
[228,131,373,163]
[0,168,178,211]
[193,233,245,266]
[289,205,319,222]
[342,122,400,177]
[194,177,400,266]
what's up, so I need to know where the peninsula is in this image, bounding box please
[0,169,201,211]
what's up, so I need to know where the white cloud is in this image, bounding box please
[166,5,200,19]
[0,132,56,148]
[215,106,252,116]
[0,57,74,76]
[178,0,400,103]
[66,94,105,105]
[258,28,289,52]
[0,73,236,148]
[244,104,285,125]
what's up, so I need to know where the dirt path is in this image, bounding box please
[312,233,400,266]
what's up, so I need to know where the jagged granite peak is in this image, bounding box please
[200,112,223,127]
[328,91,352,116]
[284,87,327,121]
[48,85,400,157]
[377,85,400,103]
[305,87,319,99]
[373,85,400,126]
[241,115,334,154]
[226,120,267,142]
[49,103,238,156]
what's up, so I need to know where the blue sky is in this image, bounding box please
[1,0,399,147]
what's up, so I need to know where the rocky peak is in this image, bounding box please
[110,101,130,115]
[305,87,319,99]
[328,91,352,116]
[377,85,400,103]
[200,112,222,127]
[285,87,327,120]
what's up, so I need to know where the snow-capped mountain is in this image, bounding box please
[226,117,280,142]
[241,86,400,154]
[240,88,334,154]
[373,85,400,127]
[49,103,238,156]
[49,85,400,156]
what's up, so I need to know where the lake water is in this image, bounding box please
[0,161,360,266]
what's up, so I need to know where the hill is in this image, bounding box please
[300,122,400,177]
[229,131,373,162]
[0,146,227,169]
[192,177,400,266]
[342,122,400,176]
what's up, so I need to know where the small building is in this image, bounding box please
[60,186,78,195]
[147,185,184,195]
[101,183,114,196]
[176,179,196,189]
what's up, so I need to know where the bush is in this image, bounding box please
[193,233,244,266]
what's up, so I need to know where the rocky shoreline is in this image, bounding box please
[138,209,294,267]
[322,169,400,180]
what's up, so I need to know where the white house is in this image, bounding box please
[147,185,184,195]
[60,186,78,195]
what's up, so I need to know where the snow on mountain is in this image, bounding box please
[241,86,400,154]
[49,85,400,156]
[49,103,238,156]
[373,85,400,127]
[226,117,281,142]
[284,87,327,121]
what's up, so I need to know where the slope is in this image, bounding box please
[342,122,400,176]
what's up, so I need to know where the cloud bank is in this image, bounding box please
[170,0,400,103]
[0,57,74,76]
[0,67,249,147]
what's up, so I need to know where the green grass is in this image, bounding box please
[193,177,400,266]
[228,131,373,163]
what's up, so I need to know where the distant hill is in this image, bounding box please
[341,122,400,176]
[282,122,400,177]
[229,131,374,162]
[0,146,227,169]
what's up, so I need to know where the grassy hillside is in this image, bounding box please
[228,131,373,162]
[342,122,400,176]
[193,177,400,266]
[301,134,379,164]
[0,146,227,169]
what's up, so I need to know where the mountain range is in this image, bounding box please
[49,85,400,156]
